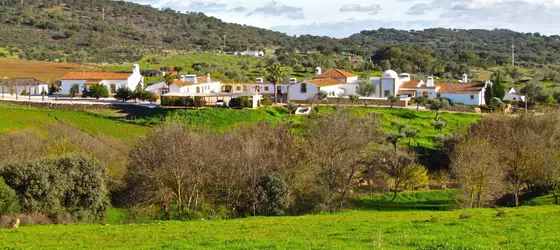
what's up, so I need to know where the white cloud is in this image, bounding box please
[131,0,560,37]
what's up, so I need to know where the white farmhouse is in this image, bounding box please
[234,50,265,57]
[503,87,526,102]
[60,64,143,95]
[2,78,49,95]
[289,68,360,101]
[370,70,488,106]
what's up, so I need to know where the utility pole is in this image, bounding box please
[223,35,226,52]
[511,41,515,67]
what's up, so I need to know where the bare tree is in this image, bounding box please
[306,109,382,211]
[452,138,504,208]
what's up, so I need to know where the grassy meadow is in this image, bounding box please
[0,103,147,141]
[1,204,559,249]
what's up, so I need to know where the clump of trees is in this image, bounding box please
[452,110,560,207]
[1,156,109,222]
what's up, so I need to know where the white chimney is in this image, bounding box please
[289,78,297,84]
[462,74,468,83]
[427,76,435,87]
[256,78,264,84]
[400,73,411,82]
[315,67,322,76]
[184,74,197,84]
[206,73,211,83]
[132,64,140,76]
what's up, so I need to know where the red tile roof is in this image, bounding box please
[313,69,356,80]
[304,78,340,87]
[62,72,132,80]
[400,80,485,94]
[436,82,485,94]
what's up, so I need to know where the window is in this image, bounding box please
[384,90,390,97]
[264,86,269,91]
[236,86,241,91]
[110,84,117,94]
[255,86,260,92]
[160,88,169,95]
[300,83,307,93]
[470,95,474,100]
[196,87,200,93]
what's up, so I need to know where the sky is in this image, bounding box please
[132,0,560,38]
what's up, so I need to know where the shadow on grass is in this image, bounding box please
[350,190,457,211]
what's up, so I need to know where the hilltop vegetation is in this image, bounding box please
[1,0,560,75]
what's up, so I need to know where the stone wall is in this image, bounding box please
[326,97,409,107]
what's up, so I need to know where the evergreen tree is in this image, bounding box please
[485,82,495,104]
[492,72,506,100]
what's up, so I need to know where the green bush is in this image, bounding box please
[255,173,288,216]
[0,177,19,215]
[115,86,133,102]
[229,97,251,108]
[88,84,109,99]
[0,155,109,222]
[260,96,273,107]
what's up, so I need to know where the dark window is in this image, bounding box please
[470,95,474,100]
[300,83,307,93]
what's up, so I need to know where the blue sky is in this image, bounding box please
[132,0,560,37]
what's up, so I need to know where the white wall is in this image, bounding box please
[60,80,129,95]
[346,76,358,83]
[321,85,345,97]
[440,92,484,106]
[289,82,319,101]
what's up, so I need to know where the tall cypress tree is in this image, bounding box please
[492,72,506,100]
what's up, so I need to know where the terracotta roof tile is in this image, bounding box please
[313,69,356,79]
[304,78,340,87]
[196,76,220,84]
[436,82,485,94]
[173,79,193,87]
[62,72,132,80]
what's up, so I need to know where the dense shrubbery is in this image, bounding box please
[0,177,19,215]
[229,97,251,108]
[161,96,206,107]
[1,156,109,222]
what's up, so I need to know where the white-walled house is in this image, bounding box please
[234,50,265,57]
[169,74,221,94]
[2,78,48,95]
[289,68,360,101]
[371,70,488,106]
[60,64,143,95]
[503,87,526,102]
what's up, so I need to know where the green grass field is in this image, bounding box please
[1,204,559,249]
[0,103,147,141]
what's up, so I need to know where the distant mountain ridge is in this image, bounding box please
[1,0,559,68]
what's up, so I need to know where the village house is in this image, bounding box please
[372,70,488,106]
[503,87,526,103]
[147,74,221,97]
[234,50,265,57]
[60,64,143,95]
[289,68,360,101]
[1,78,48,95]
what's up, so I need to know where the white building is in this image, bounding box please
[60,64,144,95]
[503,87,526,102]
[371,70,488,106]
[234,50,265,57]
[1,78,48,95]
[289,68,360,101]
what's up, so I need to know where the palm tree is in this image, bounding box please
[164,72,176,90]
[266,63,283,104]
